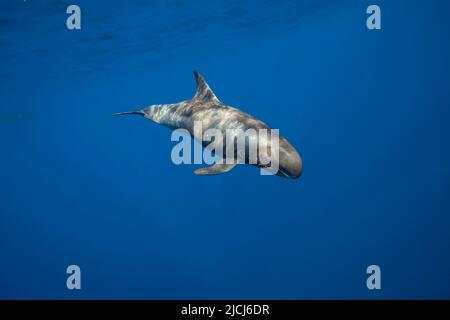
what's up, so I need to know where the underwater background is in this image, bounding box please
[1,0,450,299]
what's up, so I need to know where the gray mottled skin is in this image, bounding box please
[115,71,302,179]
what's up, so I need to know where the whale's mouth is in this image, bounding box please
[276,167,302,179]
[277,168,291,178]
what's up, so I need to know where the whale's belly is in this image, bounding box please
[186,106,287,165]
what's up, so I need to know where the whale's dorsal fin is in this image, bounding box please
[193,71,220,103]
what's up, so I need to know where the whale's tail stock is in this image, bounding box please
[112,110,145,116]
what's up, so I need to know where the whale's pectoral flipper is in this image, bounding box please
[193,71,220,103]
[194,163,237,175]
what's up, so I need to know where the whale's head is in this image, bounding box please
[276,139,303,179]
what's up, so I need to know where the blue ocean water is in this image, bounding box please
[1,0,450,299]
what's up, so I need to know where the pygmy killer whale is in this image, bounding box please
[114,71,302,179]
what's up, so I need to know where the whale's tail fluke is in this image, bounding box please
[112,110,145,116]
